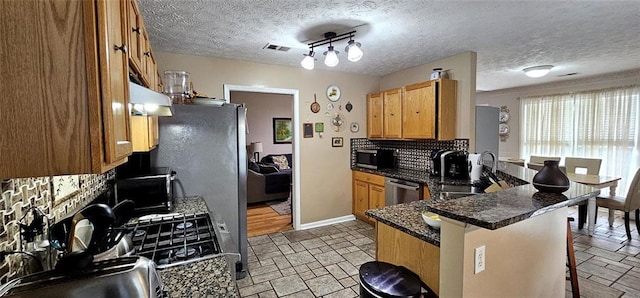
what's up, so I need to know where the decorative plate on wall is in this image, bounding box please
[326,84,341,102]
[499,123,510,135]
[350,122,359,133]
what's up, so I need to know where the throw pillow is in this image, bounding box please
[271,155,290,170]
[258,164,279,174]
[248,161,260,172]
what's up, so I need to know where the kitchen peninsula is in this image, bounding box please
[366,162,600,297]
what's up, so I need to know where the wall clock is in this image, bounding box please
[326,84,341,102]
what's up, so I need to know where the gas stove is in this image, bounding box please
[124,212,222,268]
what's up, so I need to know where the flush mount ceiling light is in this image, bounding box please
[301,31,362,69]
[523,65,553,78]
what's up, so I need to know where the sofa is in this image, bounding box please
[247,154,292,204]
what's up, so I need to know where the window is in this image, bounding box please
[520,85,640,193]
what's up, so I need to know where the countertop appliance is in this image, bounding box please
[384,178,422,205]
[0,257,163,298]
[444,151,469,179]
[151,103,248,278]
[431,150,452,177]
[116,167,175,216]
[124,211,239,280]
[356,149,396,170]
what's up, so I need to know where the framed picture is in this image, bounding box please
[303,123,313,138]
[332,137,343,147]
[273,118,292,144]
[314,122,324,133]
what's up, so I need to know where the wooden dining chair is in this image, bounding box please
[596,167,640,240]
[527,155,561,171]
[564,157,603,229]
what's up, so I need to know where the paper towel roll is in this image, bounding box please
[469,154,483,181]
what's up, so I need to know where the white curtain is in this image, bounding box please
[520,85,640,193]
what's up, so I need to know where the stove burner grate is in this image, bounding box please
[175,247,198,259]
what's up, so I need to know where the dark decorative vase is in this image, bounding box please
[532,160,570,193]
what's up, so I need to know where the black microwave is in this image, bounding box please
[116,167,175,215]
[356,149,396,170]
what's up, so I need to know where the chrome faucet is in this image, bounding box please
[480,151,498,173]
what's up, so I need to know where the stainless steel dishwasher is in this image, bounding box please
[384,178,423,205]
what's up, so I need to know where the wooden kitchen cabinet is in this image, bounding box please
[366,79,457,140]
[131,116,159,152]
[403,79,457,140]
[0,0,132,179]
[352,171,386,224]
[383,88,403,139]
[367,92,384,138]
[127,0,144,75]
[377,222,440,295]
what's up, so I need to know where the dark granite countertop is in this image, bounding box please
[363,162,600,244]
[159,196,238,297]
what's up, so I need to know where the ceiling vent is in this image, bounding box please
[262,43,291,52]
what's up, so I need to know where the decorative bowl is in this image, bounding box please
[421,211,441,229]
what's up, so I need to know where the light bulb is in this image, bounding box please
[345,40,363,62]
[324,46,339,67]
[300,51,315,70]
[523,65,553,78]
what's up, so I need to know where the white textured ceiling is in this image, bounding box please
[138,0,640,91]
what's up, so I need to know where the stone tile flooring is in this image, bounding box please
[238,207,640,297]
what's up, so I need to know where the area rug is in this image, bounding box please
[266,196,291,215]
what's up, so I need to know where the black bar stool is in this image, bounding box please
[359,261,437,298]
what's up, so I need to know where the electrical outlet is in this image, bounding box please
[474,245,486,274]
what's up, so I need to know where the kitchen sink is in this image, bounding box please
[0,257,164,298]
[439,191,483,199]
[439,184,484,193]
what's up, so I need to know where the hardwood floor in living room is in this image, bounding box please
[247,203,292,237]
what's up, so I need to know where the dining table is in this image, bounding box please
[567,173,622,236]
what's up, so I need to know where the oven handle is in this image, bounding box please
[386,180,420,191]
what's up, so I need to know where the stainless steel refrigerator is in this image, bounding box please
[475,105,500,156]
[151,103,248,278]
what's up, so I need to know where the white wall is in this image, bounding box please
[476,69,640,158]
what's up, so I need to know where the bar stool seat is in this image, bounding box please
[359,261,427,298]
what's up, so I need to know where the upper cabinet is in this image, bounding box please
[383,88,403,139]
[366,79,457,141]
[127,0,144,75]
[367,92,384,138]
[0,0,137,179]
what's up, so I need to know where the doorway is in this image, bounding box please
[224,85,300,237]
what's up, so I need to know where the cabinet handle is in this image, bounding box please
[114,44,128,53]
[144,52,151,57]
[416,111,420,114]
[132,27,141,34]
[390,113,394,116]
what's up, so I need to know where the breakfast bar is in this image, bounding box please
[366,162,600,297]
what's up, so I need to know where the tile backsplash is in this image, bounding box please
[0,170,114,282]
[350,138,470,171]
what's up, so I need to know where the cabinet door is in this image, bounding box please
[367,92,384,138]
[436,79,457,140]
[353,180,370,219]
[403,81,435,139]
[369,184,385,210]
[383,88,402,139]
[148,115,159,147]
[97,0,133,165]
[127,0,143,74]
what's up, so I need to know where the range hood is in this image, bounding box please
[128,82,173,116]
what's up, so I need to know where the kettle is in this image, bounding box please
[468,154,483,181]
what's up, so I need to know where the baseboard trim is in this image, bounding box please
[298,215,356,230]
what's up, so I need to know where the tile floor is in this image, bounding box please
[238,207,640,297]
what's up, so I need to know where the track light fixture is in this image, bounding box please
[301,31,362,70]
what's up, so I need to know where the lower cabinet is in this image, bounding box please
[352,171,385,224]
[376,222,440,295]
[131,115,159,152]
